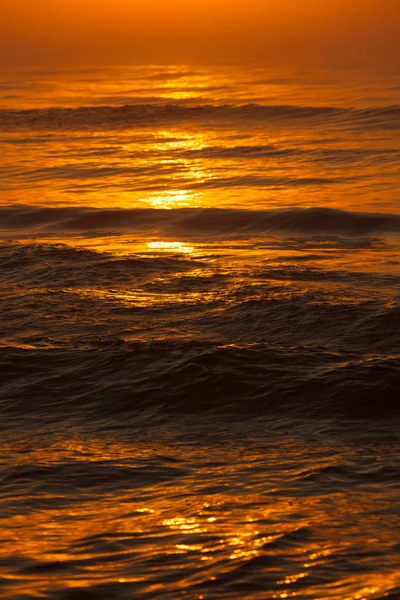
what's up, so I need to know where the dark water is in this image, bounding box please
[0,66,399,599]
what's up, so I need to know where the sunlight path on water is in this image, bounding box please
[0,65,399,213]
[0,425,399,600]
[0,63,399,600]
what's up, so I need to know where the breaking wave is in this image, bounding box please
[1,206,400,238]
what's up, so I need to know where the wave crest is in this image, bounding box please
[1,206,400,238]
[0,103,399,131]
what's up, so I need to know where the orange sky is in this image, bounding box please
[2,0,400,69]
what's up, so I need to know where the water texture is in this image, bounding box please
[0,66,399,600]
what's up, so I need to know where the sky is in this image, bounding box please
[1,0,400,69]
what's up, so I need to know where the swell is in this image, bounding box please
[1,206,400,237]
[0,242,199,287]
[0,342,399,423]
[0,103,399,131]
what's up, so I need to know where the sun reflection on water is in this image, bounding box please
[147,240,194,253]
[0,430,399,599]
[143,189,203,209]
[1,63,400,600]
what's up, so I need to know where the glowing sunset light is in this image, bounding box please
[1,0,399,68]
[1,0,400,599]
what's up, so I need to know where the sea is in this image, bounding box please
[0,64,399,600]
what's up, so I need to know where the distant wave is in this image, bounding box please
[0,103,399,131]
[1,206,400,238]
[182,145,400,164]
[0,167,357,190]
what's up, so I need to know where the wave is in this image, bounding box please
[0,241,200,288]
[2,138,399,167]
[1,206,400,238]
[0,166,356,190]
[181,144,400,165]
[0,103,399,131]
[1,241,398,355]
[1,342,399,423]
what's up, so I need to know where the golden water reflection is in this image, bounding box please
[1,431,399,599]
[1,63,400,600]
[2,69,400,213]
[147,240,194,253]
[143,189,203,209]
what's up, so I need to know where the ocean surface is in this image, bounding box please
[0,65,399,599]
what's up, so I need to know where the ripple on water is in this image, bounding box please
[0,425,399,599]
